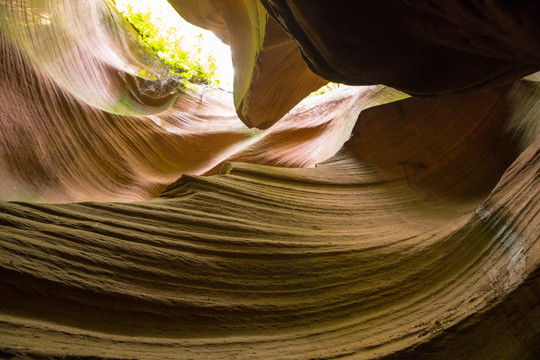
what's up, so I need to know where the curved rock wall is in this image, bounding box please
[260,0,540,96]
[1,0,539,359]
[2,80,540,359]
[169,0,328,128]
[0,0,385,202]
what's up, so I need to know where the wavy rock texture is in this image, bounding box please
[260,0,540,96]
[1,0,540,359]
[2,80,540,359]
[0,0,397,203]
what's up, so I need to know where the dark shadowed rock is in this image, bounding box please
[260,0,540,95]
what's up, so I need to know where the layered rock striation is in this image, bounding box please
[260,0,540,96]
[1,0,539,359]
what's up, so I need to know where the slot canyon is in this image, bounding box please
[1,0,540,359]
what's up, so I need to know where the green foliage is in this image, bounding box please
[310,82,343,96]
[121,5,219,86]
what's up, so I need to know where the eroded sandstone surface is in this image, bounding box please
[1,0,539,359]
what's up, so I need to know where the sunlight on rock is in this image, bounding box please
[1,0,540,359]
[115,0,233,90]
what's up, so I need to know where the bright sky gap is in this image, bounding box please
[115,0,234,91]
